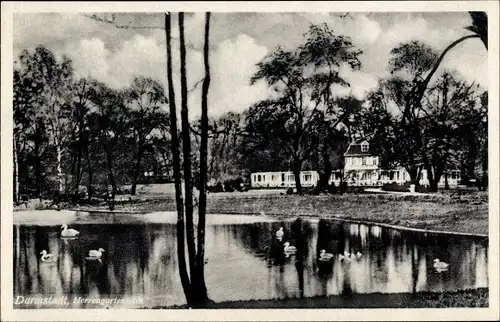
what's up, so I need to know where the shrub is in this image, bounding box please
[382,182,410,192]
[286,187,294,195]
[327,183,338,194]
[339,182,348,194]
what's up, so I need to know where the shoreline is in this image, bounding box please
[49,208,489,238]
[14,191,488,236]
[152,288,489,309]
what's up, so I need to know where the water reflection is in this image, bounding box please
[13,215,488,308]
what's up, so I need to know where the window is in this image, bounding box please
[361,143,369,152]
[263,175,266,181]
[304,174,312,182]
[257,175,261,182]
[281,173,285,182]
[362,157,367,166]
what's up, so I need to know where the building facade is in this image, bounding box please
[250,140,461,188]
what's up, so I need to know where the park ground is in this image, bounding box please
[31,183,489,236]
[14,184,490,308]
[160,288,489,309]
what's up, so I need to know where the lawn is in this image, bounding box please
[157,288,489,309]
[59,185,489,236]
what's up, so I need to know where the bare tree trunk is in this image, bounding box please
[74,106,85,195]
[13,135,19,204]
[316,138,332,193]
[35,120,43,200]
[426,164,443,193]
[104,142,116,211]
[85,145,93,203]
[179,11,197,285]
[55,139,64,193]
[166,12,191,305]
[194,11,211,304]
[293,157,303,195]
[406,165,421,186]
[130,145,145,195]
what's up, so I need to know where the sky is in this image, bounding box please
[13,11,488,119]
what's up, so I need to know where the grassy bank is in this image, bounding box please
[62,190,488,235]
[157,288,489,309]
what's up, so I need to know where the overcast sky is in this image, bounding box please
[13,12,487,119]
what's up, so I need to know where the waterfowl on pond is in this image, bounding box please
[276,227,284,241]
[88,248,105,258]
[61,224,79,237]
[339,254,352,262]
[319,249,334,262]
[433,259,449,271]
[283,242,297,254]
[40,250,56,263]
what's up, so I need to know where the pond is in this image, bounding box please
[13,211,488,308]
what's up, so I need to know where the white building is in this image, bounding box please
[250,140,461,188]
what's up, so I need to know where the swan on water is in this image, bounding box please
[88,248,105,258]
[319,249,334,262]
[276,227,284,241]
[40,250,56,263]
[433,259,449,271]
[283,242,297,253]
[61,224,79,237]
[339,254,353,262]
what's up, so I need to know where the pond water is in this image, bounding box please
[13,212,488,308]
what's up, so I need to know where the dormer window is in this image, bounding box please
[361,142,369,152]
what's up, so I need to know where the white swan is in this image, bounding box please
[339,254,352,262]
[319,249,334,262]
[283,242,297,254]
[40,250,56,263]
[433,259,449,271]
[276,227,284,241]
[88,248,105,258]
[61,224,79,238]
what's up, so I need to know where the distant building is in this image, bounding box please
[250,140,461,188]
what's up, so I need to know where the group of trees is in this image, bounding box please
[240,13,488,193]
[355,41,488,192]
[13,46,171,204]
[14,19,488,202]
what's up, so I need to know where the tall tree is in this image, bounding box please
[420,71,482,192]
[87,81,129,209]
[70,77,97,199]
[377,41,439,184]
[124,76,168,195]
[250,24,362,194]
[16,46,74,194]
[178,11,197,289]
[195,11,211,302]
[166,11,211,307]
[165,12,191,304]
[311,95,362,192]
[408,12,487,128]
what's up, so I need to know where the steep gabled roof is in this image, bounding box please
[344,141,376,157]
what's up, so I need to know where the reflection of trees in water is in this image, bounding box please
[14,220,490,305]
[225,219,313,267]
[316,219,344,258]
